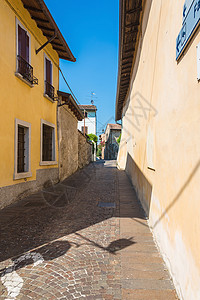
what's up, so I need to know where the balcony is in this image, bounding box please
[45,81,55,100]
[17,55,38,85]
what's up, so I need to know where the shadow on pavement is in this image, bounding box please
[0,161,143,263]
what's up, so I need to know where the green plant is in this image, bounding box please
[117,134,121,144]
[88,133,98,143]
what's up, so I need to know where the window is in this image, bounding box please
[81,126,88,135]
[14,119,31,180]
[17,126,25,173]
[44,54,54,100]
[18,24,30,63]
[84,111,88,118]
[40,120,56,165]
[16,18,38,85]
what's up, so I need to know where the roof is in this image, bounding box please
[21,0,75,61]
[115,0,143,120]
[57,91,84,121]
[79,105,97,111]
[106,123,122,131]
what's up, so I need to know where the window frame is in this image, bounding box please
[15,18,33,87]
[14,118,32,180]
[44,53,54,101]
[81,126,88,135]
[16,18,31,66]
[40,119,57,166]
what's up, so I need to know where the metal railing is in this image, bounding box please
[17,55,38,85]
[45,81,55,100]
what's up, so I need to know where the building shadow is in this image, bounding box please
[0,161,138,263]
[125,153,153,217]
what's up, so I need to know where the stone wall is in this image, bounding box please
[78,130,92,168]
[57,105,79,181]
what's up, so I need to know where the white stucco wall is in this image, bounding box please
[78,116,96,135]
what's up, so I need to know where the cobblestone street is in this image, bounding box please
[0,161,178,299]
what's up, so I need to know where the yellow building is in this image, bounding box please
[0,0,75,208]
[116,0,200,299]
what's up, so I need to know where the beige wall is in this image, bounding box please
[57,105,79,181]
[117,1,200,299]
[78,131,92,169]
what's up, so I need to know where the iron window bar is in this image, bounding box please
[17,55,38,85]
[17,126,25,173]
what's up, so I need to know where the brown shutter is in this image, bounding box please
[46,58,52,84]
[26,34,29,62]
[18,25,29,62]
[18,25,22,57]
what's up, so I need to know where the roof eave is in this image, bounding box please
[115,0,143,121]
[21,0,76,62]
[57,91,84,120]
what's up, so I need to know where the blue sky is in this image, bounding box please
[45,0,119,135]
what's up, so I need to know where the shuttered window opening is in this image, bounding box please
[45,57,54,99]
[81,126,88,135]
[16,22,38,85]
[45,58,52,84]
[42,124,53,161]
[17,126,25,173]
[18,25,29,62]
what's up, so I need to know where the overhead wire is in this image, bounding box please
[59,67,106,130]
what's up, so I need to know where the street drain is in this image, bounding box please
[98,202,116,208]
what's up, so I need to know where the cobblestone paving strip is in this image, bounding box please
[0,161,178,299]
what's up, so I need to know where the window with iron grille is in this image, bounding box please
[42,124,53,161]
[40,120,56,165]
[17,126,25,173]
[14,119,31,180]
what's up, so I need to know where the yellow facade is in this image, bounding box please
[0,0,60,190]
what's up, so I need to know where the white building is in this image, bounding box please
[78,105,97,136]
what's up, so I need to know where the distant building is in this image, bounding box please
[99,133,106,159]
[78,105,97,136]
[104,124,121,160]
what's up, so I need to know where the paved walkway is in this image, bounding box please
[0,161,178,299]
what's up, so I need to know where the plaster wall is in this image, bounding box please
[117,0,200,299]
[78,115,96,135]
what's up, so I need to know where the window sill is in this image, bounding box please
[40,161,57,166]
[44,93,54,103]
[15,72,34,88]
[13,171,32,180]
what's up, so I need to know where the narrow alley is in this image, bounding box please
[0,161,178,299]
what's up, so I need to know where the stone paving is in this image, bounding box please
[0,161,179,299]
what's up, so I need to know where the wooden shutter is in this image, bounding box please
[18,25,29,62]
[46,58,52,84]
